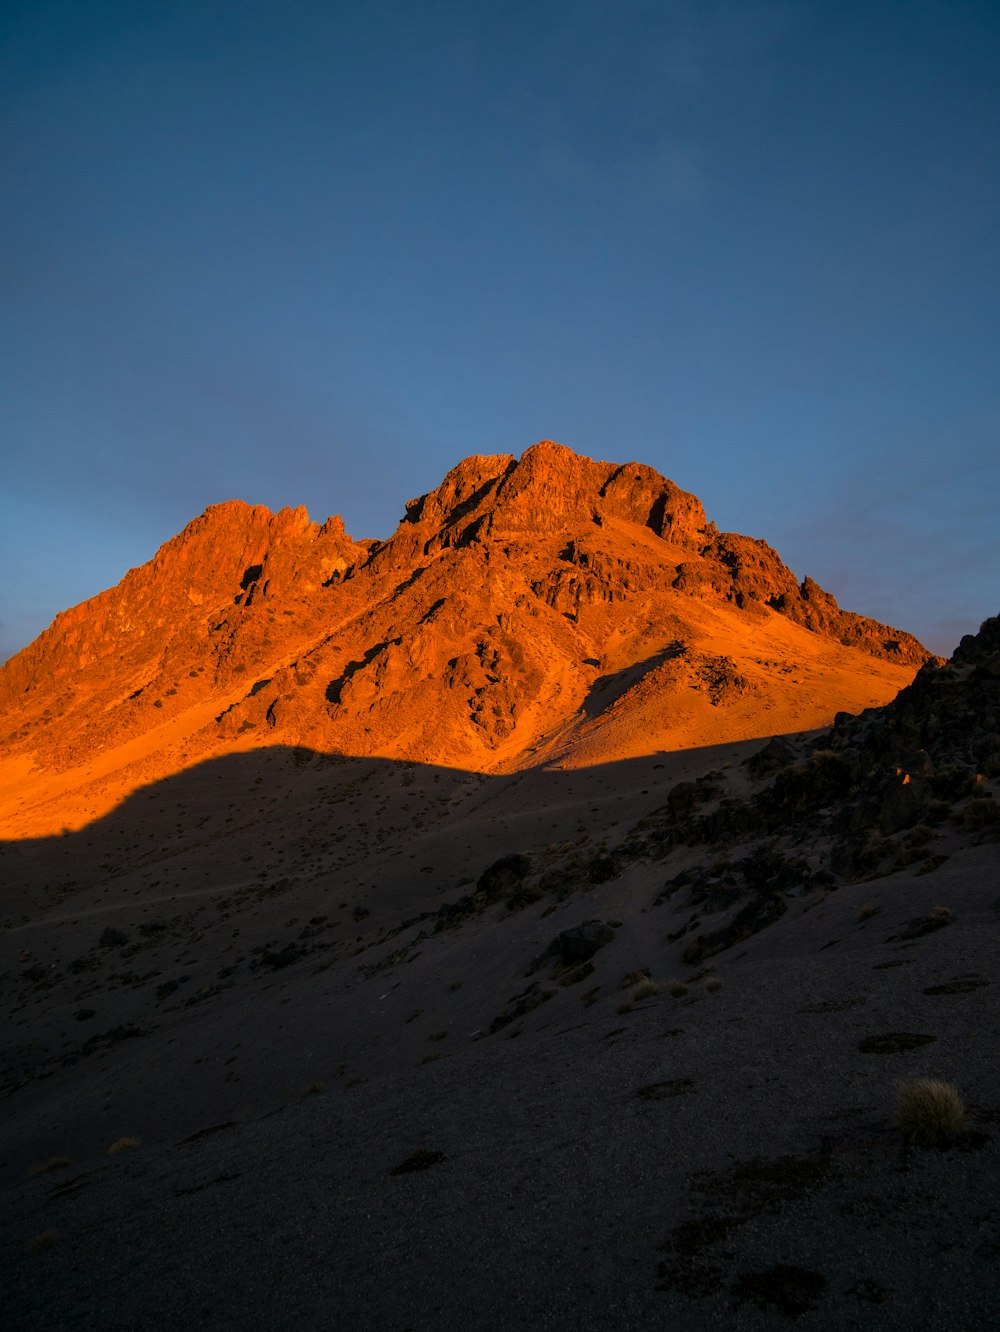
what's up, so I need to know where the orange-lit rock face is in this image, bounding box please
[0,441,935,836]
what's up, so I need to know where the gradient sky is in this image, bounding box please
[2,0,998,663]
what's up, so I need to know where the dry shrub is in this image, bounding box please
[666,980,689,998]
[632,977,659,1001]
[704,976,724,993]
[107,1136,140,1155]
[856,903,880,922]
[905,824,933,847]
[962,798,999,831]
[894,1078,966,1146]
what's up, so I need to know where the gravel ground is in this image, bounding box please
[4,817,998,1331]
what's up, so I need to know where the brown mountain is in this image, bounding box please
[0,440,933,837]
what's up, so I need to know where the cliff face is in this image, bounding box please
[0,441,935,796]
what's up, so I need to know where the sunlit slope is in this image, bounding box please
[0,441,931,835]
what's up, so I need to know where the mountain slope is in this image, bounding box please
[1,603,996,1331]
[0,441,933,835]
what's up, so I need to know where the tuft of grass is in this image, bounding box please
[894,1078,966,1146]
[106,1137,140,1155]
[26,1157,72,1178]
[704,976,724,993]
[300,1081,327,1097]
[666,980,689,998]
[856,903,880,922]
[632,977,659,1001]
[962,796,999,831]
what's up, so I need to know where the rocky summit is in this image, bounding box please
[1,440,931,837]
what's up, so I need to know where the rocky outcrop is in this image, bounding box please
[634,613,1000,947]
[767,575,929,666]
[670,535,929,666]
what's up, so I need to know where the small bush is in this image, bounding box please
[856,903,880,922]
[506,880,544,911]
[633,977,659,1001]
[900,906,953,938]
[666,980,689,998]
[894,1078,966,1146]
[107,1137,140,1155]
[962,798,999,831]
[704,976,723,993]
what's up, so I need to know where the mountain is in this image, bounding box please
[0,440,933,838]
[1,553,996,1330]
[1,433,996,1327]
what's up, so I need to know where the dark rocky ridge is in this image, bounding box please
[621,613,1000,961]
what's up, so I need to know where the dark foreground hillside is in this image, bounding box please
[2,618,998,1330]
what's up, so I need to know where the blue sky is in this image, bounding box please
[2,0,998,662]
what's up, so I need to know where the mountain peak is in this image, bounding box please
[394,440,708,552]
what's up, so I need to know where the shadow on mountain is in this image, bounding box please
[579,643,687,718]
[4,614,998,1039]
[5,594,999,933]
[0,738,760,926]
